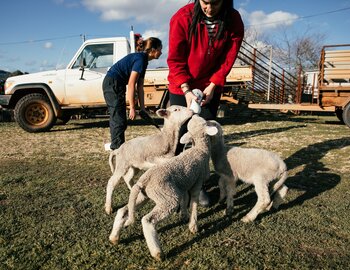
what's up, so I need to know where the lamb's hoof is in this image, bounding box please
[152,251,164,261]
[124,218,133,227]
[189,224,198,234]
[109,235,119,245]
[272,203,281,210]
[272,195,286,209]
[241,215,253,223]
[199,190,210,207]
[265,202,273,211]
[225,207,234,216]
[180,215,189,223]
[105,206,112,215]
[218,195,226,204]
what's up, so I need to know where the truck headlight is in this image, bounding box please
[4,80,15,92]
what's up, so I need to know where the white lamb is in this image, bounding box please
[208,120,288,222]
[108,115,218,261]
[105,105,193,215]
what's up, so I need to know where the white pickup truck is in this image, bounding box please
[0,32,252,132]
[0,34,137,132]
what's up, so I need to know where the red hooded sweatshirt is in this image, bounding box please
[167,3,244,95]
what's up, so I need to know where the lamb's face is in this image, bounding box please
[156,105,194,126]
[180,115,218,145]
[187,115,207,135]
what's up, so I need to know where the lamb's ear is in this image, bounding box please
[206,126,218,136]
[180,132,192,144]
[156,108,168,118]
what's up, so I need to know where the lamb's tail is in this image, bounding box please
[124,183,142,227]
[108,151,116,174]
[270,163,288,209]
[271,168,288,195]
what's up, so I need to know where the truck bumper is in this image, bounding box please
[0,95,11,107]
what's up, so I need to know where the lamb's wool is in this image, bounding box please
[208,120,288,222]
[104,105,193,215]
[108,115,217,261]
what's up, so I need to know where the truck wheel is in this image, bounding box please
[335,108,344,123]
[342,103,350,128]
[56,114,71,125]
[14,93,56,132]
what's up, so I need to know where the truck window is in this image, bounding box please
[72,43,114,69]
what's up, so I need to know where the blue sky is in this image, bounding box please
[1,0,350,73]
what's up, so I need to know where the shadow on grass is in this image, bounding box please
[165,208,237,260]
[216,106,342,126]
[280,137,350,209]
[224,124,307,147]
[49,108,343,132]
[50,118,164,132]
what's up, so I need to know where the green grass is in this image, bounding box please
[0,112,349,269]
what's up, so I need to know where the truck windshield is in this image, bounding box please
[72,43,114,69]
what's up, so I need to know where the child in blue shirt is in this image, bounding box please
[103,37,162,150]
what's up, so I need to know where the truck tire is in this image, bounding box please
[14,93,57,132]
[56,114,71,125]
[342,102,350,128]
[335,108,344,123]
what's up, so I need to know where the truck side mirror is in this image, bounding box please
[79,57,86,80]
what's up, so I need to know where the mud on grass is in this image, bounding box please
[0,113,349,269]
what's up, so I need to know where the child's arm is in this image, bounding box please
[127,71,140,120]
[137,77,145,111]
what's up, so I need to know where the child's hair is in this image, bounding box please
[142,37,162,53]
[134,33,144,52]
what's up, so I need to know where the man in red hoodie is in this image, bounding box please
[167,0,244,120]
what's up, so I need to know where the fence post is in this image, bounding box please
[296,65,303,104]
[252,48,256,94]
[281,70,285,103]
[267,45,273,101]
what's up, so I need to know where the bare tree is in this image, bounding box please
[269,26,326,75]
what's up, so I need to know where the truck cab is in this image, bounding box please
[61,37,130,106]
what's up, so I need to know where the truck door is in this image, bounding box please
[64,43,114,105]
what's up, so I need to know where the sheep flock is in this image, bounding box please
[105,106,289,261]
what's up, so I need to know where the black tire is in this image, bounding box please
[14,93,56,132]
[335,108,344,123]
[56,114,71,125]
[342,102,350,128]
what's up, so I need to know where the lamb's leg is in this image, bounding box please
[123,167,136,190]
[272,184,288,209]
[109,192,149,244]
[270,170,288,209]
[109,205,128,245]
[124,185,148,227]
[180,191,190,222]
[188,186,202,234]
[218,176,227,202]
[241,181,271,223]
[224,177,237,216]
[142,205,174,261]
[188,200,198,234]
[105,172,123,215]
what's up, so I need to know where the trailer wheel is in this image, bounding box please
[14,93,56,132]
[342,103,350,128]
[335,108,344,123]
